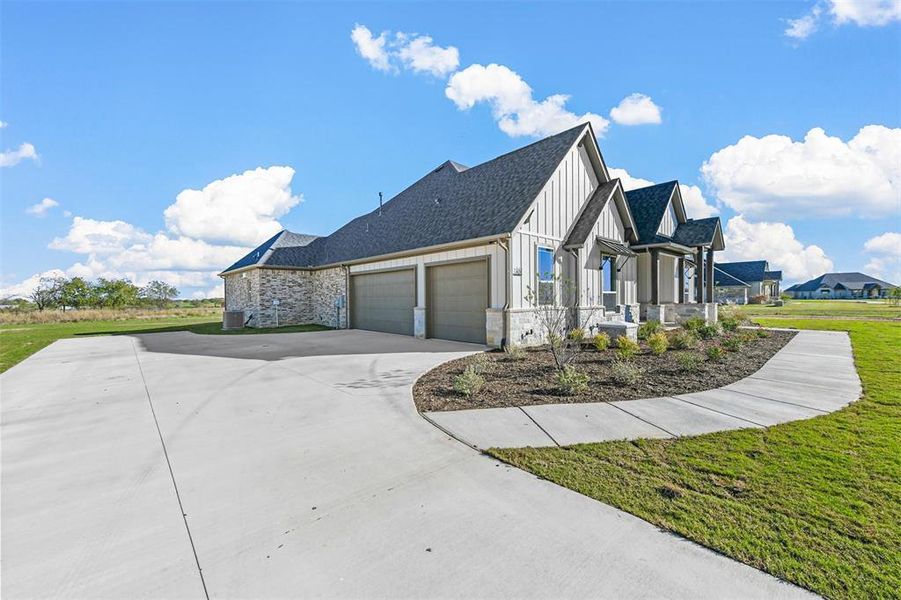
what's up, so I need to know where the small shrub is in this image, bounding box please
[696,323,721,340]
[568,328,586,343]
[749,294,767,304]
[738,331,759,344]
[469,352,490,373]
[610,360,642,384]
[756,328,771,339]
[557,365,590,395]
[676,352,703,372]
[615,336,640,360]
[638,320,662,340]
[722,337,743,352]
[719,316,740,332]
[647,331,669,355]
[503,344,526,360]
[706,345,726,362]
[592,332,611,351]
[668,329,697,350]
[453,365,485,396]
[682,316,706,333]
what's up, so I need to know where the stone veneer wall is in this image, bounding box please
[715,286,748,305]
[309,267,348,329]
[224,270,261,325]
[255,269,313,328]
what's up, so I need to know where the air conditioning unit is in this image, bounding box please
[223,310,245,330]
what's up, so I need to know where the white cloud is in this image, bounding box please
[163,165,301,246]
[26,197,59,217]
[192,283,225,299]
[0,142,38,167]
[351,24,392,72]
[0,121,8,129]
[609,93,662,125]
[722,215,833,282]
[864,231,901,283]
[351,26,459,76]
[396,33,460,76]
[785,0,901,39]
[610,167,719,218]
[50,216,152,255]
[446,63,609,138]
[0,269,67,299]
[701,125,901,220]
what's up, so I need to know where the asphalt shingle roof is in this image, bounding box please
[223,230,319,273]
[223,124,588,272]
[563,179,619,248]
[792,272,897,292]
[713,267,750,288]
[672,217,720,247]
[623,181,678,244]
[715,260,776,283]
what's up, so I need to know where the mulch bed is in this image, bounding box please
[413,329,796,412]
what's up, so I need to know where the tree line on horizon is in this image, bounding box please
[2,276,222,311]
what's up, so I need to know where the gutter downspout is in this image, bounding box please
[343,264,350,329]
[497,236,511,348]
[568,247,580,330]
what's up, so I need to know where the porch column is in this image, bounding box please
[706,247,715,302]
[695,247,704,303]
[678,257,686,303]
[650,249,659,305]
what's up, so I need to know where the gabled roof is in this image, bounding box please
[223,230,319,273]
[672,217,724,250]
[791,272,897,292]
[563,179,621,248]
[222,124,590,272]
[784,283,800,292]
[764,270,782,281]
[715,260,775,283]
[713,266,750,288]
[624,181,679,244]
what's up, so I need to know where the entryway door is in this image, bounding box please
[349,269,415,336]
[426,260,488,344]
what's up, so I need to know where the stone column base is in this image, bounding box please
[413,307,426,339]
[485,308,504,348]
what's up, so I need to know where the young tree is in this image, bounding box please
[61,277,92,310]
[525,275,601,371]
[140,280,179,309]
[29,276,66,311]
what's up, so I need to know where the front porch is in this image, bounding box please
[638,244,719,325]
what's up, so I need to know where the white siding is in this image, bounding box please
[348,243,506,309]
[580,200,637,306]
[657,200,677,237]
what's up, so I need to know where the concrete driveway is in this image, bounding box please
[1,330,813,599]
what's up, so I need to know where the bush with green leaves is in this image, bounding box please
[682,316,706,333]
[738,330,759,344]
[568,328,586,343]
[638,320,662,340]
[469,352,490,373]
[557,365,590,395]
[668,329,697,350]
[503,344,526,360]
[453,365,485,396]
[706,345,726,362]
[756,328,771,339]
[647,331,669,355]
[615,336,640,360]
[719,316,740,332]
[696,323,721,340]
[592,332,610,351]
[610,360,642,384]
[676,352,703,372]
[722,337,743,352]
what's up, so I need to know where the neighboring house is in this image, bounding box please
[623,182,724,324]
[712,267,751,305]
[714,261,782,303]
[785,272,898,299]
[221,123,718,347]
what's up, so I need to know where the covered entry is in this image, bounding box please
[426,259,488,344]
[350,269,415,336]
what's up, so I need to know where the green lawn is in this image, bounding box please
[491,317,901,599]
[737,299,901,319]
[0,318,330,373]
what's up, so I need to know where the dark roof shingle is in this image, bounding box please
[623,181,677,244]
[792,272,897,291]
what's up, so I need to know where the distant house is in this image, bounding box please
[712,266,751,305]
[714,260,782,303]
[784,272,898,299]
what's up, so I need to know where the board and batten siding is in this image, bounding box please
[657,200,677,237]
[580,199,638,306]
[348,243,505,309]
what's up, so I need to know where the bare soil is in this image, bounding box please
[413,329,796,412]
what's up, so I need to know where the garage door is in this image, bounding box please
[350,269,415,336]
[427,260,488,344]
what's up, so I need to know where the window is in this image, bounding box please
[537,247,555,305]
[601,255,616,293]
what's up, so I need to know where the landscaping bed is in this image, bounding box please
[413,326,795,412]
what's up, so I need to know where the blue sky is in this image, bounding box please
[2,1,899,298]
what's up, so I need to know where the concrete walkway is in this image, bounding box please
[425,330,860,449]
[1,329,816,599]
